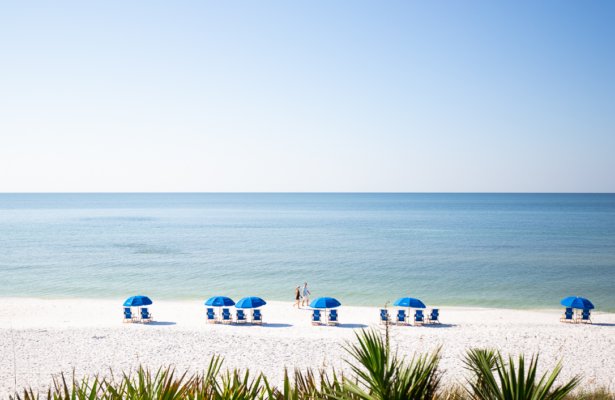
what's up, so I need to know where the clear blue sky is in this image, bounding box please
[1,1,613,192]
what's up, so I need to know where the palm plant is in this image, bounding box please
[464,349,580,400]
[119,366,193,400]
[463,349,498,397]
[340,329,441,400]
[264,368,343,400]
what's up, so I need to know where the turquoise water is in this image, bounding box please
[0,193,614,311]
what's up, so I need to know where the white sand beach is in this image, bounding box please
[1,298,614,397]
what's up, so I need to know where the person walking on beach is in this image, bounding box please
[294,285,301,308]
[301,282,311,307]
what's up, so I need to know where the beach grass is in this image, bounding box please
[9,328,612,400]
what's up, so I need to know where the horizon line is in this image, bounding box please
[0,191,614,195]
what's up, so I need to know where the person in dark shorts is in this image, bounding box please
[294,285,301,308]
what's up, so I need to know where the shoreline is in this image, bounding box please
[1,296,611,315]
[1,297,614,396]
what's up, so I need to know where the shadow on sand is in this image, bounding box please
[336,323,369,329]
[146,321,177,326]
[592,323,615,327]
[262,323,293,328]
[217,323,294,328]
[420,323,456,328]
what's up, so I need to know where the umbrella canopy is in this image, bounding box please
[393,297,426,309]
[205,296,235,307]
[235,296,267,309]
[123,295,153,307]
[310,297,341,309]
[560,296,594,310]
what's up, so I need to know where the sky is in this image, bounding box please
[0,1,614,192]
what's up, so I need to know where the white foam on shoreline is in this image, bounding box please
[1,297,614,397]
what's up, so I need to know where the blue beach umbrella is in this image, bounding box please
[560,296,595,310]
[235,296,267,309]
[205,296,236,307]
[393,297,426,309]
[310,297,341,309]
[123,295,153,307]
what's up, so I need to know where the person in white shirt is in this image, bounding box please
[301,282,311,307]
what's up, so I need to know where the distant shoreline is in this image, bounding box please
[0,295,613,314]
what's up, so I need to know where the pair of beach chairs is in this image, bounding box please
[123,307,152,323]
[560,307,592,324]
[311,309,338,326]
[380,309,439,325]
[206,308,263,324]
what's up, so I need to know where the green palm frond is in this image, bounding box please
[340,328,441,400]
[464,349,581,400]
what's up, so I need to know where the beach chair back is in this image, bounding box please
[561,307,573,322]
[206,308,216,322]
[140,307,151,323]
[397,309,406,324]
[253,309,262,323]
[236,309,246,322]
[312,309,321,324]
[123,307,132,322]
[414,310,424,324]
[329,309,338,325]
[581,309,592,323]
[222,308,231,322]
[429,309,439,323]
[380,309,389,324]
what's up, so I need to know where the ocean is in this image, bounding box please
[0,193,614,311]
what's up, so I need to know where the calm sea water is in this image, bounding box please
[0,193,614,311]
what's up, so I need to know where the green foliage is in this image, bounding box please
[341,329,441,400]
[565,388,615,400]
[9,329,608,400]
[464,349,581,400]
[264,368,343,400]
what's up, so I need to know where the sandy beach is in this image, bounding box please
[0,298,614,397]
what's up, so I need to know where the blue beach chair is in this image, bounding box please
[221,308,232,324]
[236,309,247,323]
[140,308,152,323]
[578,309,592,324]
[206,308,216,323]
[252,309,263,324]
[560,307,574,323]
[312,309,322,325]
[414,310,425,325]
[328,309,339,326]
[380,309,390,325]
[427,309,440,324]
[123,307,133,323]
[396,309,407,325]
